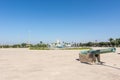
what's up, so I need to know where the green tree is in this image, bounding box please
[40,41,43,44]
[86,42,93,47]
[109,38,114,47]
[21,43,27,48]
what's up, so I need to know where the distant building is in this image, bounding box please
[50,40,71,48]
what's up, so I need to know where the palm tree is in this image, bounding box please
[40,41,43,44]
[21,43,27,48]
[109,38,114,47]
[109,38,113,42]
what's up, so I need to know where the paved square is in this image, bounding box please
[0,48,120,80]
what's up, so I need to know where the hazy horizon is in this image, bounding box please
[0,0,120,44]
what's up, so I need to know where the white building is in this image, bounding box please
[50,40,71,48]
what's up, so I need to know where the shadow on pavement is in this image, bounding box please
[101,64,120,70]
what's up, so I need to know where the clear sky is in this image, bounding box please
[0,0,120,44]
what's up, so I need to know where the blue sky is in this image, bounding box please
[0,0,120,44]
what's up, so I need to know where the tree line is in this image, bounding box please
[0,38,120,48]
[0,42,48,48]
[71,38,120,47]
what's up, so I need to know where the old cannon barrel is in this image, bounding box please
[79,47,116,64]
[98,47,116,54]
[80,47,116,54]
[80,50,90,54]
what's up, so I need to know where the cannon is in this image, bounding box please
[79,47,116,64]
